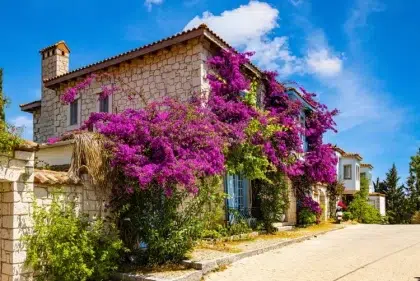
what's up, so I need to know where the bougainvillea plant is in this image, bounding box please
[299,196,323,216]
[83,98,226,197]
[60,72,145,105]
[58,48,338,196]
[206,49,307,182]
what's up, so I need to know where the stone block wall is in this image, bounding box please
[286,181,297,225]
[0,149,107,281]
[34,38,208,143]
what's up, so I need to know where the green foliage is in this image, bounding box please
[254,172,289,233]
[327,180,345,218]
[377,164,412,224]
[23,194,124,281]
[342,211,353,221]
[0,124,21,153]
[243,80,258,107]
[226,117,285,183]
[226,141,273,182]
[348,177,381,224]
[407,149,420,212]
[227,214,252,236]
[411,211,420,224]
[118,177,225,266]
[0,68,21,153]
[0,68,6,125]
[298,208,316,226]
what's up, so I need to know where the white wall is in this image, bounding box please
[340,158,360,192]
[369,195,386,216]
[36,141,73,167]
[361,167,374,192]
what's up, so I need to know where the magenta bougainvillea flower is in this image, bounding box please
[83,98,226,196]
[58,48,339,197]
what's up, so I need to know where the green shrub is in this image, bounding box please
[118,177,225,266]
[227,211,252,235]
[254,172,289,233]
[411,211,420,224]
[348,177,382,224]
[298,208,316,226]
[23,194,124,281]
[342,211,353,221]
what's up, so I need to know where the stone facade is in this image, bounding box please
[34,38,213,143]
[0,149,106,281]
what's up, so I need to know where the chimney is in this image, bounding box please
[40,41,70,81]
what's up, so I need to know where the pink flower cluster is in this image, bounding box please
[300,196,322,216]
[61,75,97,104]
[83,98,226,196]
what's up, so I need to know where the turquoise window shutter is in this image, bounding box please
[226,174,235,209]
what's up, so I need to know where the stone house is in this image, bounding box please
[20,24,311,225]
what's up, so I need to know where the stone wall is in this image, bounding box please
[0,149,106,281]
[286,181,297,225]
[34,38,208,143]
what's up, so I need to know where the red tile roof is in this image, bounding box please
[333,145,363,161]
[361,163,374,169]
[34,169,78,185]
[43,24,262,88]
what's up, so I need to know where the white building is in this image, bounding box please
[334,146,386,216]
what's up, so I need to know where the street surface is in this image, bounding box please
[205,224,420,281]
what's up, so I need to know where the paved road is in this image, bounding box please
[205,224,420,281]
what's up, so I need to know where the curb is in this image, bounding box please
[113,226,344,281]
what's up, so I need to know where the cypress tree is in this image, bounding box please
[0,68,5,129]
[407,149,420,212]
[382,164,410,223]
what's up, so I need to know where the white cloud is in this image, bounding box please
[184,1,303,76]
[10,115,33,140]
[145,0,163,11]
[304,29,343,77]
[306,49,342,77]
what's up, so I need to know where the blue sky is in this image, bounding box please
[1,0,419,183]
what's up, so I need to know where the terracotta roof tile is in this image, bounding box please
[34,169,78,185]
[43,24,262,87]
[333,145,363,161]
[39,40,70,53]
[361,163,374,169]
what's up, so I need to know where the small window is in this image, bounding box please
[361,172,366,179]
[99,96,109,113]
[69,99,78,126]
[344,165,352,180]
[356,165,360,180]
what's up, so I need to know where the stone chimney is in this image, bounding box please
[36,41,70,143]
[40,41,70,81]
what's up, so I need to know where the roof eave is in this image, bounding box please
[44,27,207,88]
[20,100,41,113]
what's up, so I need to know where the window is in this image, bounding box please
[69,99,78,126]
[344,165,352,180]
[99,96,109,113]
[233,174,244,210]
[356,165,360,180]
[361,172,366,179]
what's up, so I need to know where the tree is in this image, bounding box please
[381,164,411,224]
[0,68,5,130]
[407,149,420,212]
[373,177,385,193]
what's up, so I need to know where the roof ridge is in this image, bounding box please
[43,24,210,84]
